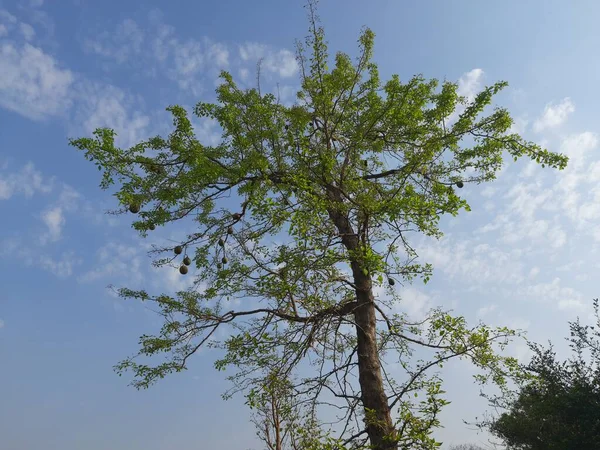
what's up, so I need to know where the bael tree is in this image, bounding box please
[476,299,600,450]
[70,1,568,448]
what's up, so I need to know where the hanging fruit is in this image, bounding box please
[174,245,183,255]
[227,226,233,235]
[217,263,222,269]
[129,203,140,214]
[232,213,241,221]
[179,265,188,275]
[221,256,228,264]
[279,266,288,279]
[183,256,191,266]
[388,278,395,286]
[148,223,156,231]
[218,238,225,247]
[456,181,464,188]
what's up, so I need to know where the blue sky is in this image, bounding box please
[1,0,600,448]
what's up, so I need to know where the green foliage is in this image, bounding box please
[478,299,600,450]
[70,1,567,448]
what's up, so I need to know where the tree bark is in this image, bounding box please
[326,185,397,449]
[352,262,397,449]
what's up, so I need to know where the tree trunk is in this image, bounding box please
[352,261,397,450]
[325,186,397,449]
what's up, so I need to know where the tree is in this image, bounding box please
[69,2,568,448]
[448,444,488,450]
[477,299,600,450]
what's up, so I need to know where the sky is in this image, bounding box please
[1,0,600,448]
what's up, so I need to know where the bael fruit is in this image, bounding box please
[227,226,233,234]
[183,256,191,266]
[218,238,225,247]
[456,181,464,188]
[221,257,228,264]
[179,265,188,275]
[129,203,140,214]
[174,245,183,255]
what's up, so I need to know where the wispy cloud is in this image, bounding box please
[457,68,484,101]
[79,241,146,285]
[519,277,588,313]
[71,81,151,148]
[0,41,74,120]
[0,162,54,200]
[83,19,144,64]
[446,68,485,125]
[84,16,231,96]
[38,183,81,244]
[533,97,575,133]
[0,237,80,278]
[238,42,298,78]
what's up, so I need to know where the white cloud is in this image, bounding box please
[38,252,78,277]
[79,242,145,285]
[37,183,81,244]
[72,82,150,148]
[85,17,230,95]
[0,238,79,277]
[396,286,431,320]
[0,162,53,200]
[40,206,64,243]
[509,116,529,135]
[519,277,587,313]
[239,42,298,78]
[19,22,35,41]
[83,19,144,64]
[0,42,74,120]
[445,68,484,125]
[528,267,540,279]
[419,236,526,287]
[457,68,484,101]
[476,303,497,318]
[533,97,575,133]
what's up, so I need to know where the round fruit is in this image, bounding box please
[174,245,183,255]
[129,203,140,214]
[232,213,241,220]
[388,278,395,286]
[217,263,222,269]
[227,226,233,235]
[148,223,156,231]
[456,181,464,189]
[179,265,188,275]
[218,238,225,247]
[183,256,191,266]
[221,257,228,264]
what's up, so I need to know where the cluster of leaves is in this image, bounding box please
[478,299,600,450]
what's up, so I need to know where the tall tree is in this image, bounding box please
[70,2,567,448]
[477,299,600,450]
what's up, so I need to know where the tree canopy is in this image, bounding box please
[479,299,600,450]
[70,2,568,449]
